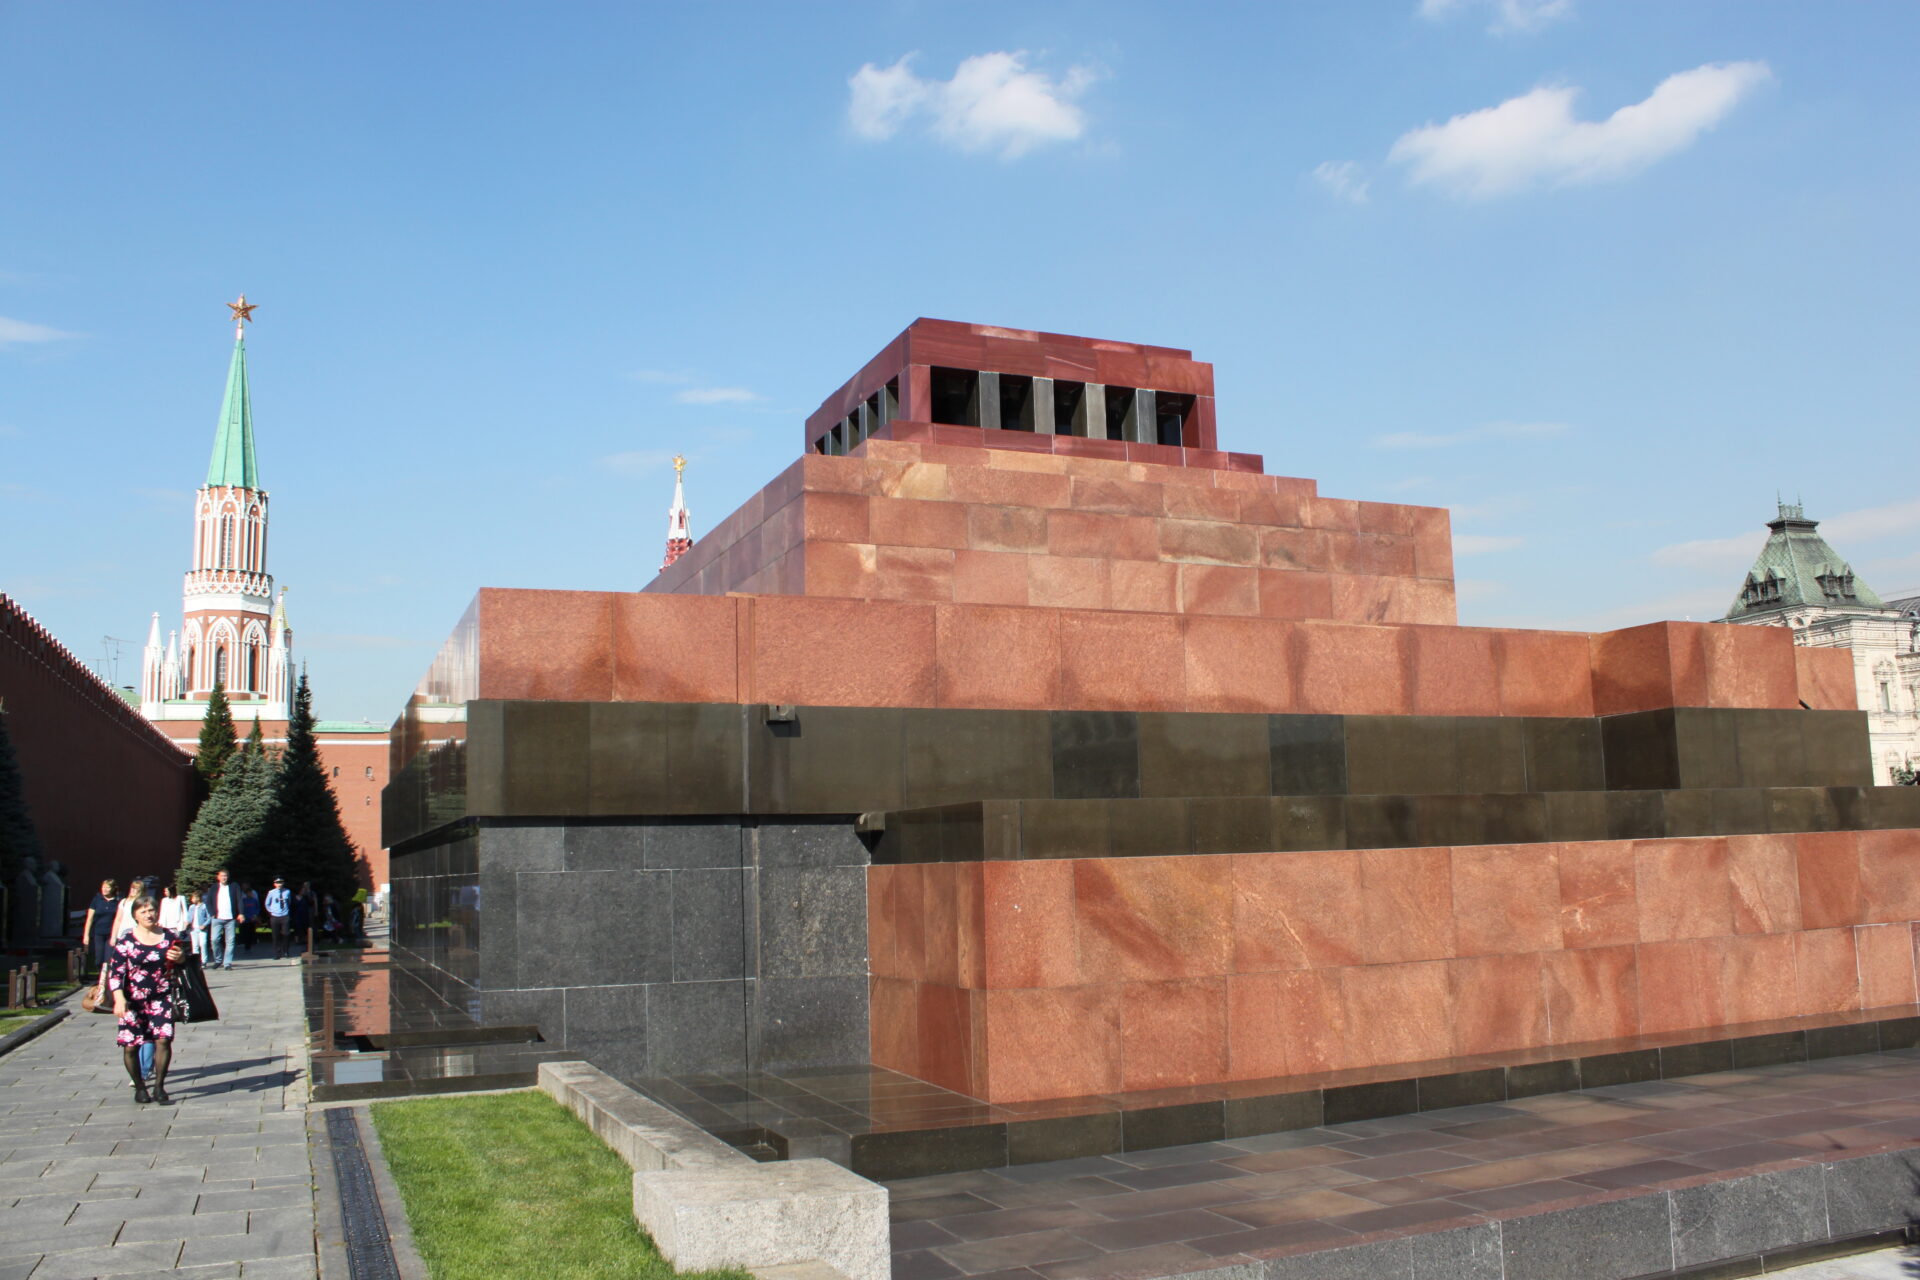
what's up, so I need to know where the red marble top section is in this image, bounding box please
[805,319,1218,453]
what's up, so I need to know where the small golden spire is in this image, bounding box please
[673,454,687,475]
[227,294,257,327]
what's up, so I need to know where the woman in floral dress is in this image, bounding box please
[107,895,184,1104]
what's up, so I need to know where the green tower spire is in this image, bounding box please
[206,295,260,490]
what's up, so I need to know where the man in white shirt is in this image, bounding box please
[207,868,244,970]
[264,878,293,960]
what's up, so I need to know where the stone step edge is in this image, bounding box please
[1114,1146,1920,1280]
[537,1060,892,1280]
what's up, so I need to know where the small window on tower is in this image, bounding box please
[333,766,340,777]
[365,766,374,779]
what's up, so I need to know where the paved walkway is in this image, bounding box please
[0,955,316,1280]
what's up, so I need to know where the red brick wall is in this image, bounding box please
[0,595,197,896]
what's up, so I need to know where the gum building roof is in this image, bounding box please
[1724,501,1887,620]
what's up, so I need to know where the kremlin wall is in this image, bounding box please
[385,318,1920,1171]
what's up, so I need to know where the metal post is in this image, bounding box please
[323,978,336,1051]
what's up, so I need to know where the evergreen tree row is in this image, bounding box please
[175,673,361,898]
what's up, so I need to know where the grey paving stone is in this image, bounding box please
[0,1226,120,1260]
[238,1256,318,1279]
[179,1229,313,1267]
[24,1241,186,1278]
[120,1209,249,1241]
[196,1186,311,1214]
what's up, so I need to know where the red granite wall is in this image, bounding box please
[869,830,1920,1102]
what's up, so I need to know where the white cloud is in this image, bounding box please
[0,316,77,346]
[1454,534,1525,555]
[1389,61,1772,198]
[599,450,677,475]
[1454,578,1509,602]
[1418,0,1574,34]
[675,387,759,405]
[627,369,691,385]
[848,51,1096,159]
[1648,532,1752,573]
[1652,497,1920,574]
[1824,497,1920,545]
[1374,421,1569,449]
[1312,161,1370,204]
[1385,476,1433,492]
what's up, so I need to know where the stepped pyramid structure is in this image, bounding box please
[1725,500,1920,783]
[388,319,1920,1178]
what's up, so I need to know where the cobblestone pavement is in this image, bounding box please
[0,955,316,1280]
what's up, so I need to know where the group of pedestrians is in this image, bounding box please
[79,865,357,1107]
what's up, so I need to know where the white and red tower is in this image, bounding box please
[140,296,292,719]
[661,453,693,571]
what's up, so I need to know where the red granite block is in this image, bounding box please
[1356,502,1416,537]
[1856,922,1917,1008]
[1450,954,1548,1056]
[1359,846,1455,963]
[1054,436,1131,465]
[1497,631,1596,718]
[1701,623,1799,709]
[801,453,890,496]
[981,860,1077,989]
[1110,560,1179,613]
[611,593,739,703]
[1796,831,1864,929]
[1297,622,1409,715]
[1329,532,1417,577]
[1029,555,1111,610]
[1145,353,1216,396]
[1635,837,1734,942]
[1341,960,1453,1069]
[1797,646,1858,710]
[1238,492,1305,527]
[892,861,927,981]
[1411,509,1453,580]
[951,549,1030,606]
[1725,834,1802,934]
[1163,484,1241,522]
[1408,626,1501,717]
[1179,564,1260,616]
[1256,570,1335,621]
[802,541,878,598]
[1721,932,1801,1023]
[954,863,986,990]
[1298,497,1358,532]
[890,459,956,501]
[1182,448,1233,471]
[1074,855,1233,982]
[1229,970,1337,1077]
[478,589,615,701]
[1257,527,1331,571]
[1184,616,1298,713]
[749,596,937,707]
[1159,518,1259,567]
[1232,849,1364,971]
[1121,977,1229,1091]
[934,604,1061,710]
[1541,945,1639,1044]
[916,981,979,1096]
[1636,938,1727,1035]
[1559,841,1640,949]
[1058,610,1185,710]
[965,503,1050,554]
[869,975,917,1075]
[984,448,1071,473]
[1589,622,1677,717]
[1452,845,1563,957]
[981,986,1121,1102]
[1328,573,1401,624]
[1662,623,1712,707]
[949,465,1073,509]
[1047,510,1159,561]
[1795,928,1862,1013]
[872,546,954,602]
[802,491,870,542]
[919,862,962,987]
[867,495,968,550]
[1857,829,1920,923]
[867,869,898,980]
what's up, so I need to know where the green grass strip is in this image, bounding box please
[370,1091,751,1280]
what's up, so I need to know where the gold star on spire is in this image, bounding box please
[227,294,257,326]
[673,454,687,475]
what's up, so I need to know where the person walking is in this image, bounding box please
[81,879,118,978]
[291,882,315,958]
[264,878,293,961]
[206,869,243,969]
[105,894,184,1105]
[158,885,188,933]
[186,891,212,961]
[239,884,261,955]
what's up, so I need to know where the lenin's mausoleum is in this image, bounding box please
[385,320,1920,1181]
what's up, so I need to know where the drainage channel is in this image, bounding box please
[325,1108,404,1280]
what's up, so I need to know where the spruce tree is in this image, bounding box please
[261,672,358,896]
[195,681,238,789]
[0,705,43,892]
[178,719,275,893]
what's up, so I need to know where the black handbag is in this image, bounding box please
[171,955,220,1024]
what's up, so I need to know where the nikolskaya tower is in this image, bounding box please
[140,296,292,720]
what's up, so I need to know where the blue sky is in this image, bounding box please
[3,2,1916,722]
